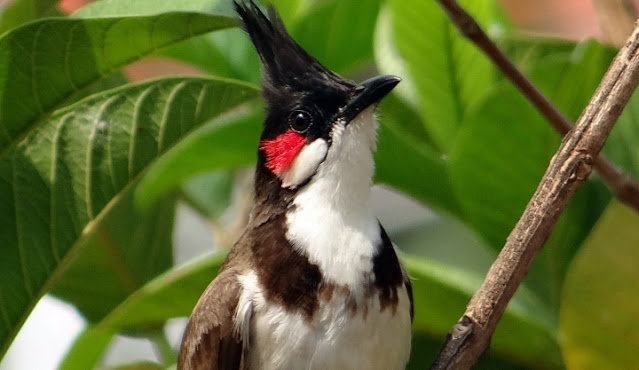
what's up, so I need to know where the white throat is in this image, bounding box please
[285,107,381,290]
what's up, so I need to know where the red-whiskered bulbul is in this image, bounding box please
[177,1,413,369]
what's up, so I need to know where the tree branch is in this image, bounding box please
[435,0,639,214]
[431,6,639,369]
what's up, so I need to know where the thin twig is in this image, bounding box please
[435,0,639,213]
[431,14,639,370]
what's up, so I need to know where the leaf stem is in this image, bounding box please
[149,328,177,366]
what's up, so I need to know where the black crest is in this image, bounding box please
[234,1,354,102]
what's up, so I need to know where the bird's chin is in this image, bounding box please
[345,106,379,152]
[280,138,329,189]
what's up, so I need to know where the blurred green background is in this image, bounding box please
[0,0,638,369]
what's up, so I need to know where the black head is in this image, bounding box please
[235,1,354,141]
[235,0,399,200]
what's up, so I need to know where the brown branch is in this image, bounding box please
[435,0,639,213]
[431,11,639,370]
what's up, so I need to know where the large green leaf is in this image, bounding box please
[408,333,531,370]
[291,0,381,76]
[158,0,308,82]
[449,84,559,246]
[71,0,259,85]
[448,39,616,307]
[528,39,616,122]
[384,0,496,152]
[604,90,639,178]
[406,256,562,368]
[0,12,235,155]
[0,0,60,33]
[0,76,258,356]
[375,123,459,216]
[161,30,261,84]
[60,251,228,370]
[374,87,459,215]
[50,190,177,323]
[135,107,261,210]
[181,171,234,220]
[560,202,639,369]
[449,82,606,307]
[115,363,165,370]
[162,0,373,86]
[71,0,233,18]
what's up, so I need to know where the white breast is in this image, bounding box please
[236,272,412,370]
[285,107,380,290]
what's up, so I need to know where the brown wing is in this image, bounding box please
[178,268,245,370]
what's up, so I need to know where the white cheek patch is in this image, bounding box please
[281,139,328,189]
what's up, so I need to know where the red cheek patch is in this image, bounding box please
[259,130,307,175]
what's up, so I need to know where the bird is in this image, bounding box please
[177,1,413,369]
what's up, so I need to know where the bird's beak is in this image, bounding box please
[339,75,401,124]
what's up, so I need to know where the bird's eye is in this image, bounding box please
[289,110,312,133]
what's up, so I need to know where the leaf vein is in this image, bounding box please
[12,153,33,298]
[30,23,46,114]
[87,96,120,220]
[49,113,72,263]
[64,23,81,91]
[158,81,190,153]
[128,86,157,180]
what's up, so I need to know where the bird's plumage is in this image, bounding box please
[179,253,244,370]
[178,1,412,369]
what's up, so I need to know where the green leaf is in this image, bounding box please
[408,332,532,369]
[375,123,459,216]
[560,202,639,369]
[528,39,616,122]
[161,30,261,83]
[71,0,258,84]
[500,37,583,77]
[135,107,261,210]
[291,0,381,76]
[374,6,419,108]
[60,252,227,370]
[449,83,559,246]
[268,0,304,24]
[0,0,60,33]
[181,171,234,220]
[0,12,235,155]
[50,190,177,323]
[378,91,433,148]
[447,40,616,307]
[384,0,496,152]
[449,82,606,307]
[71,0,233,18]
[405,255,562,369]
[59,323,115,370]
[0,76,257,356]
[604,90,639,178]
[162,0,366,84]
[114,363,165,370]
[530,181,609,309]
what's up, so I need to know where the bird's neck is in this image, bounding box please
[249,110,380,290]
